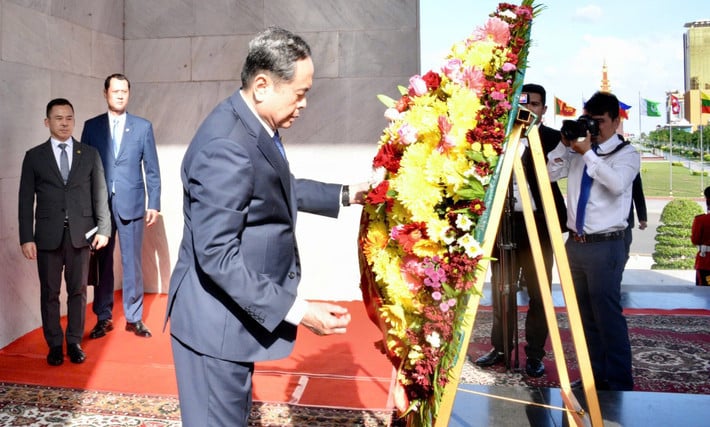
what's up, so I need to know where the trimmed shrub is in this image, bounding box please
[652,199,703,269]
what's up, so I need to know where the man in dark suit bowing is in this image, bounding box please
[475,84,567,378]
[81,74,161,339]
[19,98,111,366]
[166,27,368,426]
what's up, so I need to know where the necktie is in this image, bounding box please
[112,118,120,157]
[273,132,286,159]
[59,143,69,183]
[575,144,599,236]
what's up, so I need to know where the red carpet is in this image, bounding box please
[0,293,395,410]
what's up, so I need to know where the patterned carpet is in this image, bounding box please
[1,313,707,426]
[0,382,396,426]
[465,311,710,393]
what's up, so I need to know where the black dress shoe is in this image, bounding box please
[47,346,63,366]
[475,349,505,367]
[67,343,86,364]
[525,358,545,378]
[89,319,114,339]
[126,320,152,337]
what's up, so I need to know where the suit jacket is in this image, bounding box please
[19,139,111,250]
[691,213,710,270]
[628,173,647,227]
[80,112,161,220]
[166,91,342,363]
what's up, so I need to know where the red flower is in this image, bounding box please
[373,143,403,173]
[396,94,412,113]
[367,181,394,211]
[422,70,441,91]
[468,198,486,216]
[392,222,429,254]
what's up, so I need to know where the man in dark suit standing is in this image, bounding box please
[475,84,567,378]
[19,98,111,366]
[166,27,368,426]
[81,74,161,339]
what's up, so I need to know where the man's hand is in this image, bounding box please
[638,220,648,230]
[21,242,37,260]
[301,302,351,336]
[93,234,110,250]
[570,131,592,154]
[145,209,160,227]
[348,181,371,205]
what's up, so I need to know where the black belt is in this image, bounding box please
[572,230,624,243]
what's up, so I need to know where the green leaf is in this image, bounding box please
[456,180,485,200]
[377,94,396,108]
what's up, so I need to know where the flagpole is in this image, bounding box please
[553,94,557,127]
[638,91,642,142]
[701,124,705,193]
[668,94,673,196]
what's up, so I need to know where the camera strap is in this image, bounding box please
[596,140,630,157]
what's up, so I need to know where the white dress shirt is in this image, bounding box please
[109,112,126,153]
[51,137,73,171]
[547,134,640,235]
[512,136,537,212]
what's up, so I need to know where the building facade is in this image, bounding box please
[683,20,710,127]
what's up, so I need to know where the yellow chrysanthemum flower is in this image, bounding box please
[412,239,444,259]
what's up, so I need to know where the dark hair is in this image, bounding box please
[584,91,619,120]
[46,98,74,118]
[240,27,311,88]
[104,73,131,91]
[704,186,710,199]
[522,83,546,106]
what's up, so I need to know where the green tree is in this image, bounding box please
[652,199,703,269]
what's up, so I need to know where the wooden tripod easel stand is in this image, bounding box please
[434,121,604,427]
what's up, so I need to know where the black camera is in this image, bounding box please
[560,115,600,140]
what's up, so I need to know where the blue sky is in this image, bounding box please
[420,1,707,136]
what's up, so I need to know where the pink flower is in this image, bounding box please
[408,75,428,96]
[441,58,462,81]
[502,62,517,72]
[491,90,507,101]
[482,17,510,46]
[402,255,424,292]
[432,291,442,301]
[437,116,456,153]
[439,298,456,312]
[398,123,419,145]
[462,67,486,94]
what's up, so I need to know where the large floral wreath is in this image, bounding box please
[358,1,538,424]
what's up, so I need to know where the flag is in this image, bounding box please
[640,98,661,117]
[702,91,710,114]
[554,96,576,117]
[618,100,631,120]
[669,94,680,115]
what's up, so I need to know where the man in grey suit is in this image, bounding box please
[81,74,161,339]
[166,27,368,426]
[19,98,111,366]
